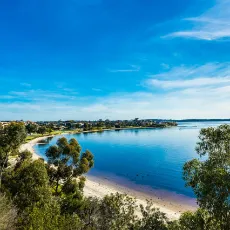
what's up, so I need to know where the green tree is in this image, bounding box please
[17,198,83,230]
[98,193,137,230]
[168,209,221,230]
[183,125,230,229]
[47,127,53,135]
[0,194,17,230]
[0,122,26,189]
[38,126,47,135]
[135,201,168,230]
[14,150,32,171]
[25,123,38,135]
[45,137,94,195]
[77,193,137,230]
[5,158,51,210]
[83,123,89,131]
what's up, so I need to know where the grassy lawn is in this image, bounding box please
[25,128,112,143]
[25,134,43,143]
[50,130,64,135]
[25,130,77,143]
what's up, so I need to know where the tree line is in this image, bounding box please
[24,118,177,134]
[0,122,230,229]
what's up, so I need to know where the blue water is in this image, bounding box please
[34,121,230,198]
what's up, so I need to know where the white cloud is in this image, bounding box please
[145,63,230,89]
[165,0,230,40]
[2,63,230,120]
[147,77,230,89]
[148,63,229,79]
[9,89,78,101]
[0,95,15,99]
[1,86,230,120]
[82,104,108,113]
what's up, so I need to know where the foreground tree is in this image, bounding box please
[0,122,26,189]
[5,158,51,211]
[45,137,94,195]
[78,193,137,230]
[135,201,168,230]
[0,194,17,230]
[77,193,169,230]
[168,209,221,230]
[98,193,137,230]
[183,125,230,229]
[18,198,83,230]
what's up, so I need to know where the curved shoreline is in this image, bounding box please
[20,134,197,220]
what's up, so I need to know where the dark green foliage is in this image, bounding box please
[0,122,26,189]
[168,209,221,230]
[0,194,17,230]
[25,123,38,135]
[77,193,137,230]
[18,199,83,230]
[183,125,230,228]
[0,122,27,152]
[37,126,47,135]
[45,137,94,195]
[77,193,170,230]
[14,150,33,170]
[135,201,168,230]
[98,193,137,230]
[6,159,51,210]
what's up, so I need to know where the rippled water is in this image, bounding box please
[35,121,230,198]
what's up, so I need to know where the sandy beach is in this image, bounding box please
[20,135,197,220]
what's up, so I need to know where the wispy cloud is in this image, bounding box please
[147,77,230,89]
[109,65,140,73]
[165,0,230,40]
[0,95,15,99]
[147,63,229,80]
[9,89,78,101]
[145,63,230,89]
[2,85,230,120]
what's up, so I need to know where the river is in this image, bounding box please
[34,121,230,198]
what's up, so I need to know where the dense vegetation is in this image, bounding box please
[0,122,230,229]
[24,118,177,134]
[11,119,177,143]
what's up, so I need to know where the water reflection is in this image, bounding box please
[37,136,53,144]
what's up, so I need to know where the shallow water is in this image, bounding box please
[34,121,230,198]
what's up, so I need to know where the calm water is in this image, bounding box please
[34,121,230,198]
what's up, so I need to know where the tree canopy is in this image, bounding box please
[45,137,94,195]
[183,124,230,229]
[0,122,26,189]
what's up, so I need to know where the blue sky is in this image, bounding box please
[1,0,230,120]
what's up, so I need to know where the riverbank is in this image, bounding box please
[20,134,197,220]
[25,125,177,143]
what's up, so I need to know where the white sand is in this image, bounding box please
[20,136,197,220]
[20,136,53,160]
